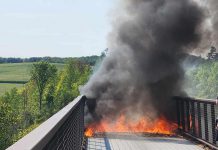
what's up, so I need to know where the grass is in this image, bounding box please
[0,63,65,95]
[0,83,24,95]
[0,63,65,82]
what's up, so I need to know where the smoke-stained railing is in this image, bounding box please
[7,95,87,150]
[174,96,218,149]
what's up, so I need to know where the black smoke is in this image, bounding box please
[82,0,211,124]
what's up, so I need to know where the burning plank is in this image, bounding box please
[85,115,177,137]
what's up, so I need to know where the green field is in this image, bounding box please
[0,63,65,95]
[0,63,65,82]
[0,83,24,95]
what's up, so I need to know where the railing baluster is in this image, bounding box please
[204,103,209,141]
[186,101,190,132]
[176,100,181,129]
[197,102,202,138]
[191,101,196,136]
[174,96,218,149]
[211,104,216,144]
[181,100,185,131]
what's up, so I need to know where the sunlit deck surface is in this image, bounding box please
[87,133,203,150]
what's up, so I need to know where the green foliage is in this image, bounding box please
[0,56,101,66]
[31,61,57,111]
[55,60,91,107]
[0,60,92,149]
[0,89,22,150]
[75,55,101,66]
[186,61,218,99]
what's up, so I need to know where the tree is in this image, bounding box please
[0,100,15,150]
[30,61,57,111]
[186,61,218,99]
[55,60,91,107]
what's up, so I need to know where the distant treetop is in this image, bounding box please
[0,56,101,66]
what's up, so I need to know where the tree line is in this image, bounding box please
[0,60,91,150]
[0,56,100,66]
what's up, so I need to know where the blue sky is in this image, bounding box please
[0,0,116,57]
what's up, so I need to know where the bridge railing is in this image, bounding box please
[7,95,87,150]
[174,96,218,149]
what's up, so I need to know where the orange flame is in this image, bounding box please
[85,127,94,137]
[85,114,177,137]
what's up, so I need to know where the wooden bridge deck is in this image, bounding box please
[87,133,203,150]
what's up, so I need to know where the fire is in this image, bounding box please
[85,114,177,137]
[84,127,94,137]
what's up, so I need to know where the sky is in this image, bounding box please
[0,0,116,58]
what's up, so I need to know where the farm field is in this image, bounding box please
[0,63,65,82]
[0,83,24,95]
[0,63,65,95]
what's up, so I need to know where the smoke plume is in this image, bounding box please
[206,0,218,47]
[82,0,213,124]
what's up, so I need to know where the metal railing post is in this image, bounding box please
[176,100,181,129]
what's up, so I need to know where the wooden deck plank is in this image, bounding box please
[87,135,204,150]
